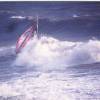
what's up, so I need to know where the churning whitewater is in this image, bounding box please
[0,36,100,100]
[14,35,100,70]
[0,35,100,100]
[0,2,100,100]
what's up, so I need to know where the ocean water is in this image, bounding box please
[0,2,100,100]
[0,35,100,100]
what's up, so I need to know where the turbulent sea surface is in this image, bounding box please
[0,2,100,100]
[0,36,100,100]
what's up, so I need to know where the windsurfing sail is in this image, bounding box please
[16,26,35,53]
[16,16,39,53]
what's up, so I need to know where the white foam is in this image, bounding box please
[10,16,26,19]
[0,72,99,100]
[14,35,100,70]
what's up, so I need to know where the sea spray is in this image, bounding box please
[14,35,100,70]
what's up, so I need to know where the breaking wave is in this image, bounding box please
[14,35,100,70]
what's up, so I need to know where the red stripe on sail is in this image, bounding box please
[16,26,34,53]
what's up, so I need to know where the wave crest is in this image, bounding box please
[14,35,100,70]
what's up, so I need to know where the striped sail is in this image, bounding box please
[16,26,35,53]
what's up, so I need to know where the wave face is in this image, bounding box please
[14,35,100,71]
